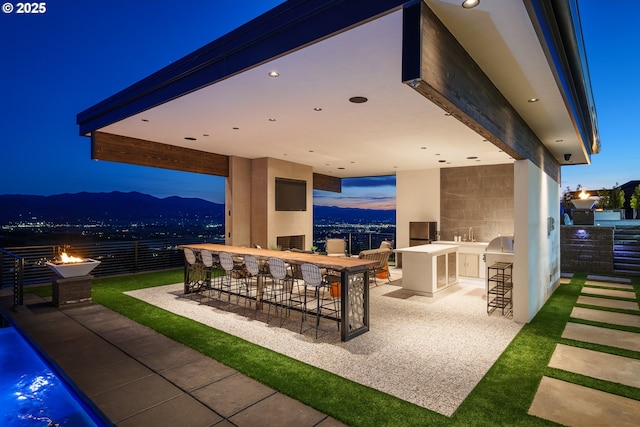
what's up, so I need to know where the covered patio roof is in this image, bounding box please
[77,0,598,181]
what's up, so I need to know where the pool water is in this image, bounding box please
[0,326,107,427]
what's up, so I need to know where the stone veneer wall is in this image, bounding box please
[440,164,514,242]
[560,226,614,274]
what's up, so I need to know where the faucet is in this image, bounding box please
[469,227,474,242]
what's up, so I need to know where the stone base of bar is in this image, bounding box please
[52,274,93,307]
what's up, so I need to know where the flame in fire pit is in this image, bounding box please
[59,252,85,263]
[578,188,590,200]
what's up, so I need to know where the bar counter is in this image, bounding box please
[179,243,377,341]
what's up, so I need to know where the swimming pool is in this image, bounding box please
[0,324,108,427]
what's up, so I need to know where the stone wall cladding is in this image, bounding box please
[560,226,614,274]
[52,275,93,307]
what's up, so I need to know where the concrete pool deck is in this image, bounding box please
[0,292,345,427]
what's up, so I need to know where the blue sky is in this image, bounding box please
[0,1,635,207]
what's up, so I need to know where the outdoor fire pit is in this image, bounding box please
[571,189,596,225]
[46,253,101,306]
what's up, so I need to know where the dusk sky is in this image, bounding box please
[1,1,636,209]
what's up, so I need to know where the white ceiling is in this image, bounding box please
[101,0,588,179]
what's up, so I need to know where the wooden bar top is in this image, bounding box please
[179,243,377,272]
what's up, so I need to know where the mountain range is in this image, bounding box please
[0,192,394,224]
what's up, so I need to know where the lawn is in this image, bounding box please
[25,270,640,426]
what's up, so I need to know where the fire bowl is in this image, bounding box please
[571,199,596,210]
[46,259,101,278]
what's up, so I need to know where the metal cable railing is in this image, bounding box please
[0,248,25,306]
[1,232,396,305]
[0,237,220,290]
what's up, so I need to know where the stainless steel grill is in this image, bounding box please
[486,235,514,253]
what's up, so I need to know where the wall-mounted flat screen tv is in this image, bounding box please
[275,178,307,211]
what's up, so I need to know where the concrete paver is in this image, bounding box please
[584,280,635,290]
[529,376,640,427]
[562,322,640,352]
[549,343,640,388]
[586,275,632,283]
[570,306,640,328]
[581,286,637,299]
[577,295,639,311]
[191,373,277,418]
[116,394,223,427]
[229,392,329,427]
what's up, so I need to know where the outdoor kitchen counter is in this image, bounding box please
[179,243,377,341]
[395,244,459,296]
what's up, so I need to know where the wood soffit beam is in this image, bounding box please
[91,131,229,177]
[403,2,560,182]
[313,173,342,193]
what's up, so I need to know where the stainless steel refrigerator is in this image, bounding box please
[409,221,437,246]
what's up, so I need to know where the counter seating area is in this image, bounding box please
[180,244,377,341]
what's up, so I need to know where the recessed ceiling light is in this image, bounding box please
[528,98,539,103]
[421,147,427,150]
[268,118,276,122]
[232,127,239,130]
[349,96,368,104]
[555,139,564,143]
[184,137,196,141]
[313,107,322,111]
[203,134,209,137]
[461,0,479,8]
[309,150,314,153]
[268,71,279,78]
[141,119,149,122]
[337,167,345,170]
[467,156,478,159]
[444,112,452,116]
[438,160,446,163]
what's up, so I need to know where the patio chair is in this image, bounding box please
[325,238,347,257]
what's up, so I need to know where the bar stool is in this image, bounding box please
[183,248,204,298]
[216,251,245,305]
[243,254,266,314]
[266,258,297,325]
[199,249,218,296]
[299,263,340,338]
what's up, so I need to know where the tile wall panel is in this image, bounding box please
[440,164,514,242]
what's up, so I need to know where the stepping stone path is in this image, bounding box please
[528,276,640,426]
